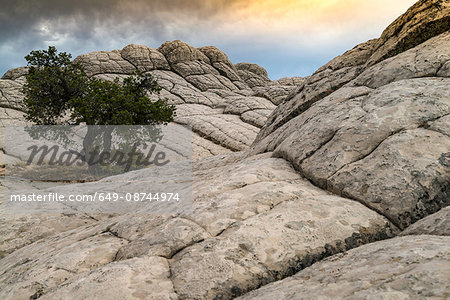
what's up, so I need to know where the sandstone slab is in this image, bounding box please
[238,235,450,300]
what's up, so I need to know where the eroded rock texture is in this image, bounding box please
[238,235,450,300]
[0,0,449,299]
[400,206,450,236]
[0,41,299,157]
[252,14,450,231]
[0,155,397,300]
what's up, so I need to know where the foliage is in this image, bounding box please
[22,46,176,175]
[69,73,175,126]
[23,46,176,126]
[23,46,88,124]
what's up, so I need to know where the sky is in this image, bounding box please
[1,0,417,80]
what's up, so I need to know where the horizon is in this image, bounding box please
[1,0,417,80]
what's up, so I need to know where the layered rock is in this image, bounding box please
[0,71,27,112]
[235,62,271,88]
[73,50,136,76]
[255,0,450,142]
[0,41,298,157]
[400,206,450,236]
[365,0,450,66]
[0,155,397,299]
[198,46,241,82]
[0,0,449,299]
[253,38,378,143]
[1,67,29,80]
[251,28,450,230]
[121,44,170,71]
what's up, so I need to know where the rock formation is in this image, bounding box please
[238,235,450,300]
[1,41,298,157]
[0,0,449,299]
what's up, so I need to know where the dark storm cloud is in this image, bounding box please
[0,0,243,76]
[0,0,417,79]
[0,0,239,40]
[1,0,107,40]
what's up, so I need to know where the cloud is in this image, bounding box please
[1,0,417,79]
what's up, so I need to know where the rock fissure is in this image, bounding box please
[325,127,408,183]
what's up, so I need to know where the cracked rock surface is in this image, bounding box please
[251,32,450,230]
[0,155,397,300]
[400,206,450,236]
[0,1,449,299]
[238,235,450,300]
[0,41,297,157]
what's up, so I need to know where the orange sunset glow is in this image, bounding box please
[1,0,417,78]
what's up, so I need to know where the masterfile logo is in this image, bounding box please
[4,124,191,181]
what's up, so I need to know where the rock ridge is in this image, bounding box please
[0,0,449,299]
